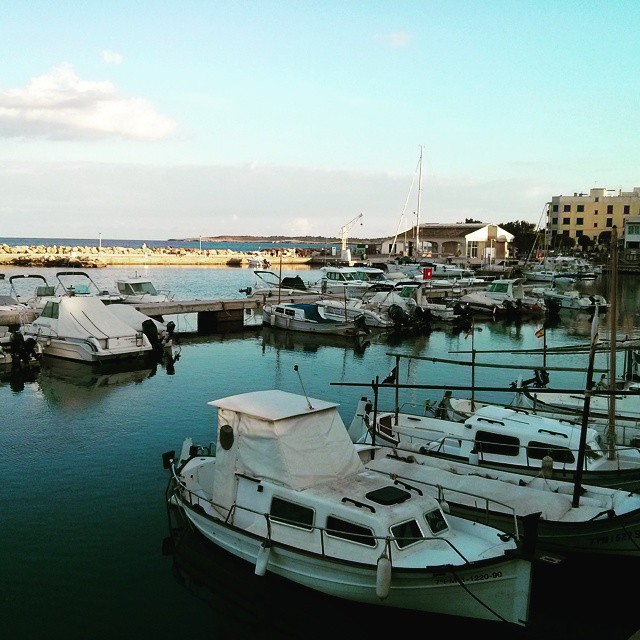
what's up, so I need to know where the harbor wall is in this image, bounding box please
[0,244,318,267]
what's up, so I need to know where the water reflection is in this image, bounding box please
[260,325,371,356]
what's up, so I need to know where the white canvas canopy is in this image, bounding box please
[35,296,143,340]
[209,390,364,512]
[107,303,165,334]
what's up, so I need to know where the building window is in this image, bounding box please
[468,241,478,258]
[594,223,598,228]
[606,218,613,227]
[595,197,599,202]
[563,204,571,212]
[562,230,569,236]
[552,204,558,212]
[562,217,570,225]
[577,204,584,212]
[576,230,583,237]
[576,218,583,225]
[551,217,558,225]
[607,205,613,214]
[594,210,598,215]
[551,230,557,237]
[625,205,630,214]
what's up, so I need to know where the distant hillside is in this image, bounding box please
[169,235,384,243]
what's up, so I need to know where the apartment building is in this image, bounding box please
[549,187,640,243]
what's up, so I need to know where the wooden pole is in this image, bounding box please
[572,312,600,508]
[394,354,400,425]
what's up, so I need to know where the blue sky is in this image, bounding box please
[1,0,639,240]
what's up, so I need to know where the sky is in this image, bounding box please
[1,0,639,241]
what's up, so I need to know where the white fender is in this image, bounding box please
[255,541,271,576]
[376,552,391,599]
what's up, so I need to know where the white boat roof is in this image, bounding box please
[35,296,142,339]
[208,389,339,421]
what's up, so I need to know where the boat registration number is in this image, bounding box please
[434,571,503,585]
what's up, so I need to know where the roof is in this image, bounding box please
[208,389,339,421]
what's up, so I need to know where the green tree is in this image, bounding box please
[499,221,541,258]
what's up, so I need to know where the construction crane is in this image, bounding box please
[339,212,363,262]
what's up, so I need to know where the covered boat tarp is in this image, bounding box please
[35,296,143,339]
[209,390,364,511]
[107,304,165,333]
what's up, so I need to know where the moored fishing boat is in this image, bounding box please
[357,444,640,557]
[163,389,533,627]
[262,301,369,336]
[348,397,640,491]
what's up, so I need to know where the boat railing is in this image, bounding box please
[169,472,475,565]
[367,462,521,540]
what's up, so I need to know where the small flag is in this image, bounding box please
[535,327,545,339]
[382,365,398,384]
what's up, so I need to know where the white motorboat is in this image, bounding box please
[319,266,373,298]
[458,279,546,317]
[349,397,640,491]
[359,444,640,558]
[115,274,174,304]
[164,389,533,627]
[262,302,369,336]
[522,269,576,284]
[530,285,607,312]
[21,296,153,363]
[55,271,123,304]
[316,298,399,330]
[0,294,37,327]
[8,274,57,311]
[242,270,321,298]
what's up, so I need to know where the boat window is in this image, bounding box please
[475,430,520,457]
[40,301,59,319]
[117,283,127,294]
[36,286,55,297]
[130,282,157,294]
[490,282,509,293]
[526,440,575,464]
[269,497,314,530]
[391,519,423,549]
[275,307,285,314]
[285,309,295,317]
[326,516,376,547]
[424,509,448,534]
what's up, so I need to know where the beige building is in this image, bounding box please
[380,223,514,266]
[549,187,640,243]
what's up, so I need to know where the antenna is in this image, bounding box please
[294,364,314,409]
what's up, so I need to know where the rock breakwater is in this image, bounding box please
[0,244,317,268]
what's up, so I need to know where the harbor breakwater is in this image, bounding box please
[0,243,317,268]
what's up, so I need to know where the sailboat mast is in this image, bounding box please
[607,226,618,458]
[416,145,423,257]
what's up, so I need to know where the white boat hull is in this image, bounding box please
[179,499,531,626]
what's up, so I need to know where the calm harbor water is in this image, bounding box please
[2,263,639,639]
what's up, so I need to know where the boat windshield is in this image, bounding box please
[129,281,158,295]
[356,270,385,282]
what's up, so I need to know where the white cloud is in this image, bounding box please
[102,50,124,64]
[376,31,412,48]
[0,64,176,140]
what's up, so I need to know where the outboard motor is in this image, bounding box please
[10,331,25,360]
[22,337,41,362]
[141,319,161,349]
[388,304,407,328]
